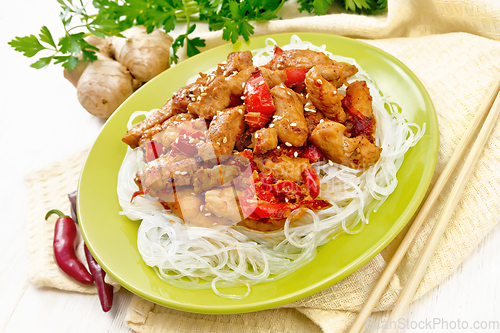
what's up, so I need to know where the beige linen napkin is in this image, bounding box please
[25,0,500,332]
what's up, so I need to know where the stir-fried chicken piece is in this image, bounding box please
[342,80,376,142]
[161,118,207,149]
[186,75,232,119]
[192,165,242,194]
[122,99,183,148]
[204,186,242,222]
[252,127,278,155]
[268,48,335,70]
[309,120,381,169]
[258,67,287,89]
[270,84,308,147]
[225,66,254,96]
[313,63,358,88]
[305,66,346,122]
[254,154,311,182]
[216,51,254,75]
[197,105,246,160]
[164,187,233,227]
[138,113,196,147]
[138,157,199,192]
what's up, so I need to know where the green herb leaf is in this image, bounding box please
[30,56,54,69]
[39,26,57,48]
[8,35,46,57]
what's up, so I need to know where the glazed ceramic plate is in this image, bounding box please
[78,33,438,314]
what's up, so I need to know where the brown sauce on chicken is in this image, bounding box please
[123,46,382,231]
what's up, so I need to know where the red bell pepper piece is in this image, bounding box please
[299,144,325,163]
[303,167,320,199]
[285,68,309,87]
[144,141,163,162]
[244,69,275,130]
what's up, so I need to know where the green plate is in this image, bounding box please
[78,32,438,314]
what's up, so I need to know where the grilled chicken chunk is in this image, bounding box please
[309,120,381,169]
[216,51,254,75]
[268,48,336,70]
[205,186,242,222]
[254,154,310,182]
[270,84,308,147]
[138,113,196,147]
[186,75,232,119]
[197,105,246,159]
[342,80,376,141]
[252,127,278,155]
[192,165,242,194]
[259,67,287,89]
[312,63,358,88]
[305,66,346,123]
[122,99,183,148]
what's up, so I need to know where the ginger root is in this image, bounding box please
[64,27,173,118]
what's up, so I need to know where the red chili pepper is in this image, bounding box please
[299,144,325,163]
[144,141,163,162]
[244,69,275,130]
[252,202,298,220]
[238,149,259,173]
[256,183,277,202]
[303,167,320,199]
[272,180,303,200]
[285,68,309,87]
[84,244,114,312]
[46,209,93,285]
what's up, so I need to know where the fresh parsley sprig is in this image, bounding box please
[9,0,387,71]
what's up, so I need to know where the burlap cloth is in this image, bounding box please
[26,0,500,332]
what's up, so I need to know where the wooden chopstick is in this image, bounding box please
[384,79,500,331]
[348,78,500,333]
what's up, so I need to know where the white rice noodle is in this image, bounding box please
[117,35,425,298]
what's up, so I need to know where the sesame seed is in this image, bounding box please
[189,138,195,143]
[294,151,298,157]
[258,81,265,86]
[316,79,323,85]
[197,96,202,101]
[174,171,180,174]
[328,160,334,166]
[285,142,292,147]
[180,171,188,175]
[223,137,227,143]
[277,146,281,149]
[269,124,275,128]
[200,205,204,211]
[290,122,297,127]
[205,213,212,216]
[201,92,207,96]
[238,109,244,114]
[320,119,324,123]
[254,133,259,138]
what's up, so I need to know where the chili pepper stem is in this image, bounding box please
[45,209,69,220]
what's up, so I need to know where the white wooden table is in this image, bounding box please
[2,1,499,332]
